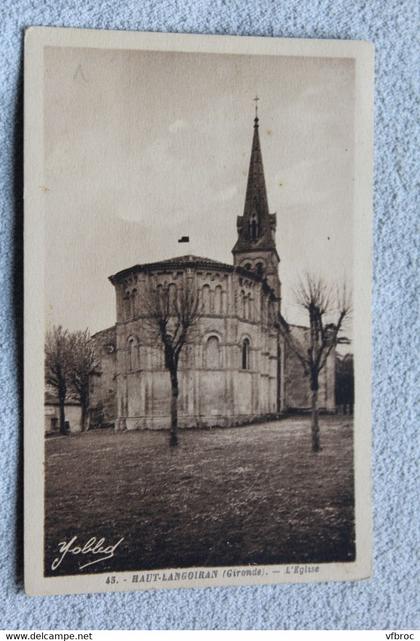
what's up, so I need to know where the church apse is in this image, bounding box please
[108,258,279,430]
[89,107,335,430]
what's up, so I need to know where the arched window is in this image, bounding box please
[261,296,267,325]
[131,289,137,317]
[214,285,222,315]
[123,291,131,319]
[241,338,250,370]
[250,213,259,241]
[248,294,254,322]
[156,281,166,313]
[127,336,139,371]
[221,290,227,315]
[206,336,221,369]
[168,283,177,312]
[269,300,274,324]
[202,284,211,314]
[244,293,250,320]
[240,290,246,318]
[180,344,192,369]
[256,262,264,277]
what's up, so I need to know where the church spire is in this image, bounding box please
[243,97,270,231]
[232,100,277,256]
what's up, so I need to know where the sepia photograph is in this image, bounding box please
[24,28,373,595]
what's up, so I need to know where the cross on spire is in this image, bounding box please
[253,95,260,122]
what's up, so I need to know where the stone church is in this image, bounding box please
[90,112,335,430]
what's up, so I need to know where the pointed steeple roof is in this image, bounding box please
[243,112,270,221]
[232,105,277,255]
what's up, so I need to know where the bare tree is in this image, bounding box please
[142,278,202,447]
[69,329,100,432]
[278,273,351,452]
[45,325,72,434]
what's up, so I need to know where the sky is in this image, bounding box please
[44,46,355,337]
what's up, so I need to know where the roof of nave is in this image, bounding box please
[91,325,116,340]
[109,254,265,285]
[150,254,227,267]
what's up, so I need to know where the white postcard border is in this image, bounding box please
[24,27,373,596]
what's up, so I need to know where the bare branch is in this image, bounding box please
[282,273,352,379]
[293,272,332,316]
[283,272,352,452]
[139,276,203,447]
[45,325,75,434]
[45,325,72,394]
[68,328,100,396]
[141,277,203,361]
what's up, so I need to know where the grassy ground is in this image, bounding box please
[44,416,355,576]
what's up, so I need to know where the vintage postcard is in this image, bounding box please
[24,27,373,595]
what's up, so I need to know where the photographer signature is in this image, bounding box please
[51,536,125,571]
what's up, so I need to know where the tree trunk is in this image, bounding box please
[311,386,321,452]
[169,369,179,447]
[80,387,89,432]
[80,402,88,432]
[58,390,67,435]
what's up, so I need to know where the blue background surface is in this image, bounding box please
[0,0,418,630]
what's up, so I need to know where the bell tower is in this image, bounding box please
[232,99,281,301]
